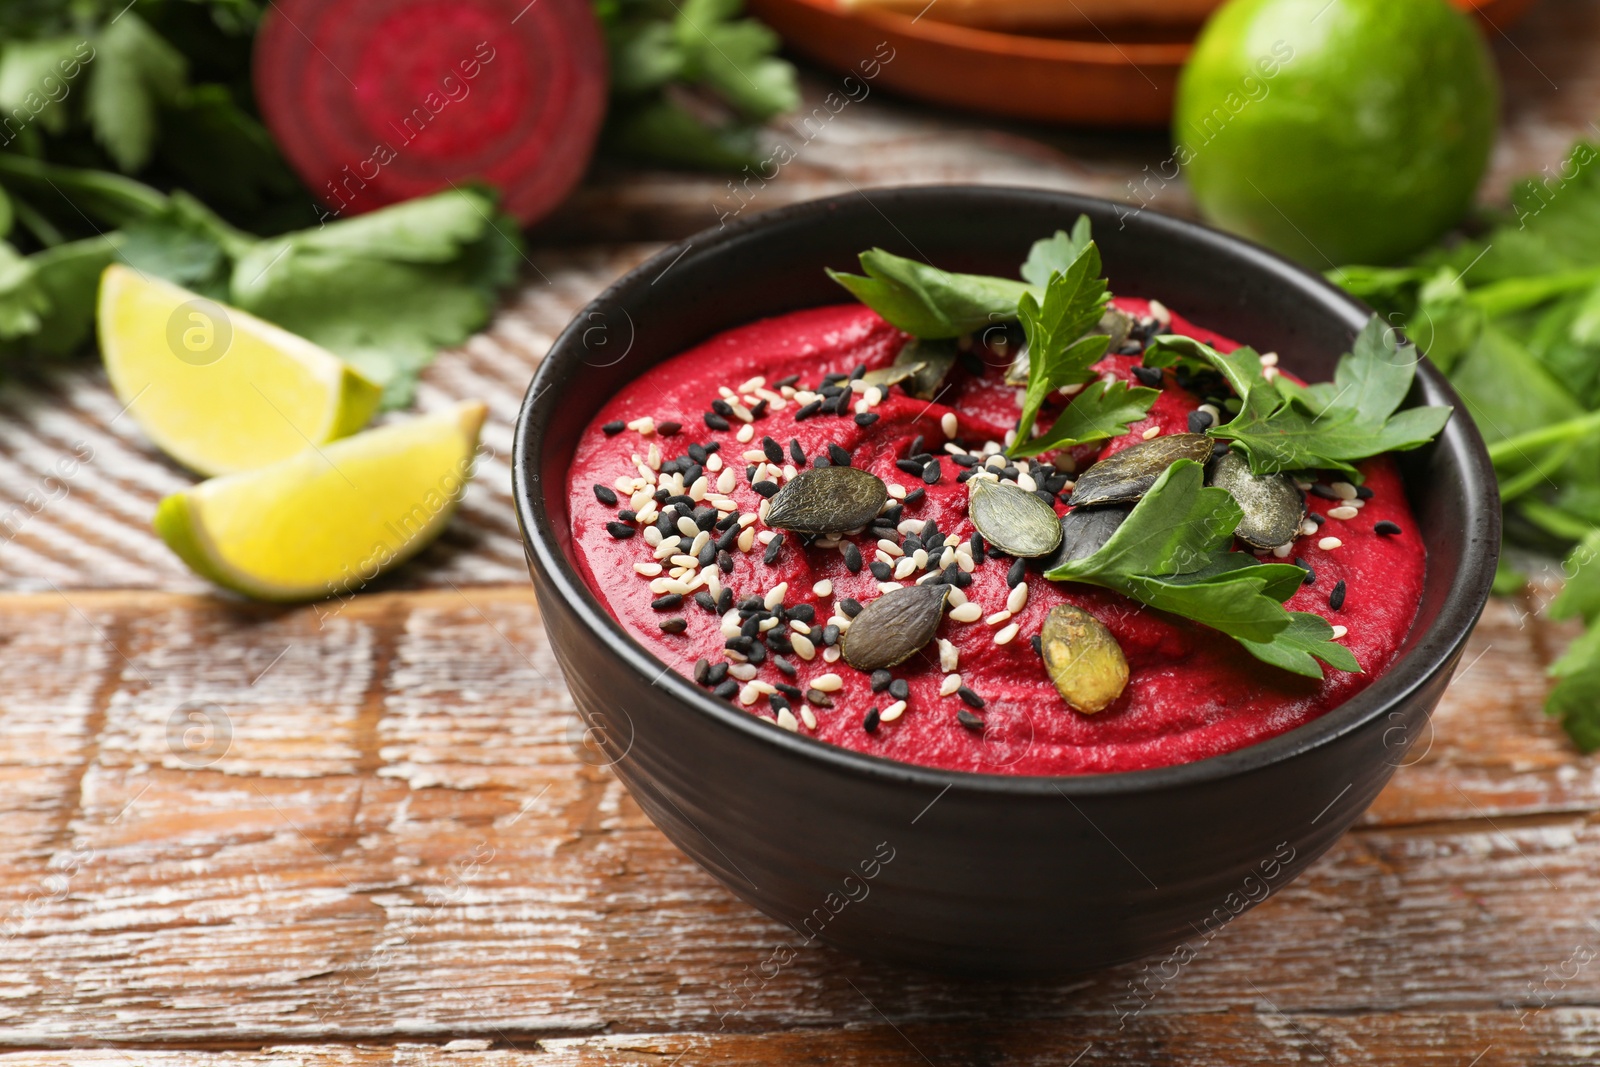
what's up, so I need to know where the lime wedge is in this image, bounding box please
[99,265,381,476]
[155,401,488,601]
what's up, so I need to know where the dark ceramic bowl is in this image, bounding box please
[511,187,1499,976]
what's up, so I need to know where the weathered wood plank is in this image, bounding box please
[2,591,1598,1047]
[0,1008,1597,1064]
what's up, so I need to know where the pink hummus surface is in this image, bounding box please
[566,299,1426,776]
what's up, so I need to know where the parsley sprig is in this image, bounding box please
[1145,318,1453,478]
[1046,459,1360,678]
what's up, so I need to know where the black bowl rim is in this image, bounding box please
[511,185,1501,797]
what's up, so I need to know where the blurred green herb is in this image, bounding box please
[1334,139,1600,751]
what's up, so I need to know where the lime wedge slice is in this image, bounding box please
[155,401,488,601]
[99,265,381,476]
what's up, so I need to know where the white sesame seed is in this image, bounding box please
[775,708,799,731]
[670,554,698,568]
[1004,428,1017,447]
[635,505,659,524]
[912,548,929,570]
[1348,497,1366,509]
[940,674,962,696]
[1006,584,1029,613]
[1294,478,1312,491]
[1330,481,1358,500]
[724,649,748,663]
[813,579,833,597]
[1271,543,1294,558]
[738,683,761,706]
[716,469,736,494]
[949,603,982,623]
[1258,351,1279,367]
[1058,382,1084,397]
[634,562,662,577]
[994,622,1020,645]
[1147,299,1171,326]
[893,557,916,580]
[887,483,907,500]
[938,547,955,570]
[1300,520,1319,538]
[738,512,758,527]
[1318,536,1343,551]
[763,583,788,610]
[730,402,754,423]
[644,526,663,547]
[757,530,776,545]
[877,582,902,595]
[1200,404,1222,423]
[792,634,817,660]
[941,412,958,438]
[672,516,696,538]
[986,454,1006,470]
[800,706,817,730]
[880,700,907,722]
[1017,472,1037,492]
[647,444,662,470]
[812,673,844,692]
[742,449,766,464]
[938,639,959,673]
[706,454,723,472]
[986,609,1012,626]
[896,519,923,536]
[737,527,756,553]
[946,587,967,607]
[711,497,738,513]
[878,538,904,558]
[721,618,741,640]
[957,553,976,574]
[1262,366,1280,381]
[758,499,771,523]
[736,423,755,443]
[1329,505,1359,521]
[1331,625,1349,640]
[1141,426,1161,440]
[822,646,841,663]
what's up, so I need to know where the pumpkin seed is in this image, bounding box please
[969,478,1063,558]
[1004,307,1131,385]
[893,338,958,399]
[1040,504,1132,571]
[1067,433,1213,507]
[765,466,887,535]
[841,583,950,671]
[1205,449,1306,550]
[1041,604,1128,715]
[860,363,921,390]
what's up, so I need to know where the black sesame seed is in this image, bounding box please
[1310,484,1340,500]
[969,531,986,563]
[770,695,790,713]
[658,421,682,436]
[957,686,986,709]
[806,689,833,708]
[711,398,735,418]
[855,412,880,427]
[762,436,783,463]
[864,707,881,733]
[822,624,841,646]
[602,421,625,436]
[717,588,734,612]
[957,709,985,732]
[748,643,766,665]
[718,550,735,573]
[693,591,717,613]
[651,593,684,610]
[828,443,852,467]
[851,363,867,380]
[896,459,924,476]
[593,484,619,506]
[763,535,784,565]
[753,480,780,498]
[1131,365,1163,387]
[841,598,864,617]
[707,662,729,684]
[1187,410,1214,434]
[883,503,904,524]
[843,543,863,573]
[717,526,740,552]
[870,560,892,581]
[751,398,769,418]
[617,509,638,524]
[795,400,822,421]
[922,462,942,485]
[1375,520,1402,536]
[903,536,923,556]
[688,443,709,464]
[693,658,710,684]
[705,413,730,431]
[1308,512,1326,526]
[740,615,761,637]
[1211,440,1230,460]
[951,453,978,467]
[659,618,687,633]
[889,678,909,700]
[1007,558,1026,588]
[605,522,635,539]
[952,569,971,589]
[790,605,815,623]
[1029,634,1042,656]
[1329,579,1347,612]
[789,440,806,466]
[776,682,802,699]
[1294,557,1316,586]
[713,679,739,699]
[697,543,717,568]
[869,670,892,692]
[957,468,977,483]
[776,374,800,388]
[774,655,797,677]
[1356,484,1374,500]
[905,488,926,506]
[695,507,717,529]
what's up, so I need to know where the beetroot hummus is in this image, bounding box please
[566,299,1425,775]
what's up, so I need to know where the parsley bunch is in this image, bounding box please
[1336,139,1600,750]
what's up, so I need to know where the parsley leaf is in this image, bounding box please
[1010,379,1158,457]
[85,12,188,173]
[1545,531,1600,751]
[1046,459,1359,678]
[1020,217,1093,288]
[1146,317,1453,477]
[1011,241,1113,449]
[827,249,1031,339]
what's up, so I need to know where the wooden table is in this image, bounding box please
[3,2,1600,1062]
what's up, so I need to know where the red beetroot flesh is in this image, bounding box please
[255,0,606,224]
[567,301,1426,776]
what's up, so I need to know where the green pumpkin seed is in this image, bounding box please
[841,583,950,671]
[1067,433,1213,507]
[1205,449,1306,550]
[765,465,888,535]
[1040,504,1132,571]
[893,338,958,399]
[861,363,922,390]
[969,478,1063,558]
[1041,604,1129,715]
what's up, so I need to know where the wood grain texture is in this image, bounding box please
[1,591,1598,1058]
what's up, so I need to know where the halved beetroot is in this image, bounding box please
[254,0,607,225]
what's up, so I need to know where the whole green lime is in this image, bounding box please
[1174,0,1499,266]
